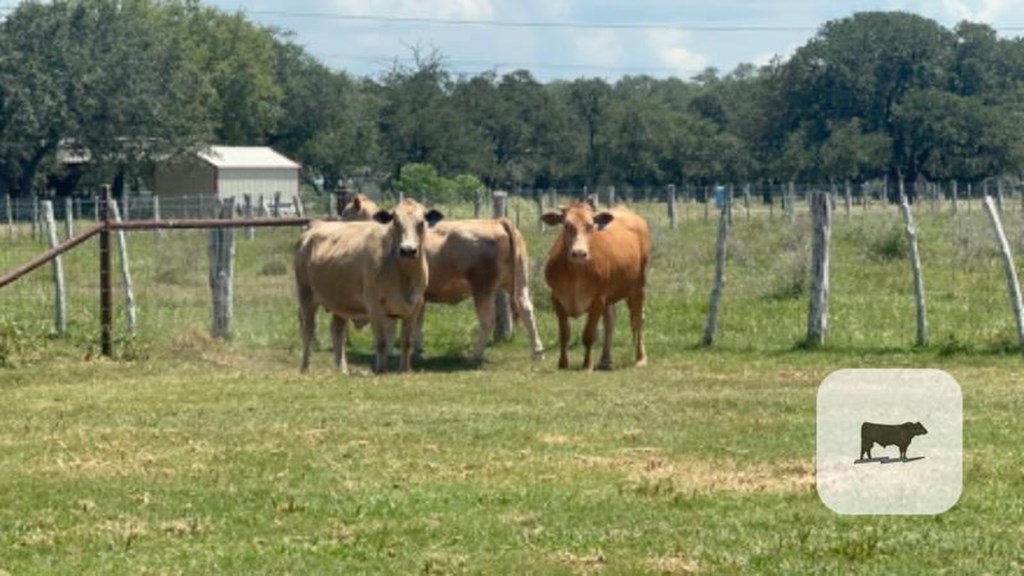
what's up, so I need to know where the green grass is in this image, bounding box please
[1,199,1023,573]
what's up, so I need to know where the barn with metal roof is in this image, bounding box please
[153,146,300,215]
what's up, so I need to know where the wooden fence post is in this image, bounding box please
[293,194,305,218]
[806,192,832,347]
[844,181,852,219]
[5,194,12,239]
[99,185,113,357]
[537,193,546,231]
[996,179,1005,214]
[328,193,338,219]
[41,201,67,335]
[607,185,616,206]
[63,197,74,239]
[667,184,677,230]
[786,181,796,224]
[744,183,751,221]
[272,191,282,218]
[208,198,236,339]
[702,198,730,346]
[898,183,927,347]
[492,190,513,340]
[152,195,164,242]
[109,200,137,336]
[982,195,1024,351]
[242,194,254,240]
[31,196,39,240]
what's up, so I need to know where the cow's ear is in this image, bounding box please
[351,197,362,211]
[541,210,565,226]
[372,210,394,224]
[425,209,444,228]
[594,211,614,230]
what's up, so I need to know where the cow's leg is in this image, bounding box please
[399,313,415,372]
[581,304,603,371]
[471,292,496,362]
[598,304,616,370]
[297,293,317,373]
[551,297,571,369]
[330,315,348,374]
[384,317,397,366]
[627,289,647,367]
[413,305,426,357]
[515,284,544,360]
[372,320,388,374]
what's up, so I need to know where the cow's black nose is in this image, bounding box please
[399,245,419,258]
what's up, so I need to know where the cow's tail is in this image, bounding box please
[499,217,522,324]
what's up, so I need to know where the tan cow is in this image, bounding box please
[340,193,378,221]
[340,195,543,361]
[541,201,650,370]
[294,199,443,373]
[416,218,543,361]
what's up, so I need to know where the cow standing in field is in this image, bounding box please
[341,195,543,362]
[417,218,543,361]
[541,201,651,370]
[294,199,443,373]
[860,421,928,461]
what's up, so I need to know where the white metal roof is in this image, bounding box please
[198,146,300,170]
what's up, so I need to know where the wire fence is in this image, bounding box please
[2,184,1023,368]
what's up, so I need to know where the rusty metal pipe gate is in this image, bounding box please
[1,185,314,356]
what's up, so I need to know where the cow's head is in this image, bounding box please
[373,199,444,259]
[911,422,928,436]
[340,193,379,221]
[541,202,614,262]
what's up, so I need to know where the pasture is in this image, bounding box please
[1,199,1023,573]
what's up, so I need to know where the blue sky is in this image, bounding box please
[206,0,1024,81]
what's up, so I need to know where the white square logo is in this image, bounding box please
[816,369,962,515]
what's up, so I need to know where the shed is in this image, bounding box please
[153,146,301,216]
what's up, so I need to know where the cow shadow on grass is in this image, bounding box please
[341,351,483,374]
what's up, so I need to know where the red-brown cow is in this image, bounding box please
[541,201,650,370]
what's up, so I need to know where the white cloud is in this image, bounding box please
[646,30,708,77]
[569,29,626,68]
[937,0,1024,22]
[326,0,495,20]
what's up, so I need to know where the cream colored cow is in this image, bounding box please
[294,199,443,373]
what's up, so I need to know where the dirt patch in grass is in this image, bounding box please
[647,553,700,574]
[555,549,606,574]
[576,449,813,495]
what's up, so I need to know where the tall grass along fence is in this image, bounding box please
[3,180,1024,367]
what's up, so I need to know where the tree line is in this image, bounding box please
[2,2,1024,200]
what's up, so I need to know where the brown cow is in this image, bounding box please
[340,193,378,221]
[294,199,443,373]
[340,195,542,361]
[541,201,650,370]
[415,218,543,361]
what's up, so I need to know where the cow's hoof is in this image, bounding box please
[531,350,545,361]
[635,357,648,368]
[597,360,613,371]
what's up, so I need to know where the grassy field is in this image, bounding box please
[1,198,1023,573]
